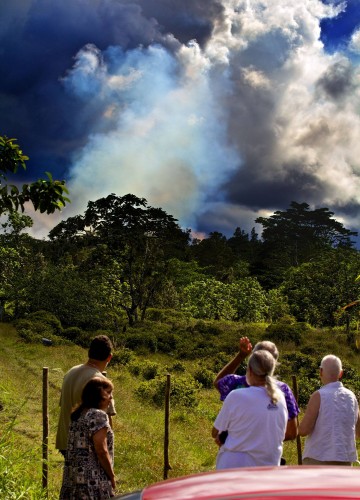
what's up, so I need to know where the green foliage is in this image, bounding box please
[265,319,311,345]
[135,374,201,408]
[142,361,162,380]
[14,311,69,345]
[26,310,63,335]
[193,366,215,389]
[124,331,158,353]
[111,347,134,366]
[230,277,268,322]
[0,135,70,215]
[62,326,84,341]
[128,360,142,377]
[266,288,291,322]
[49,193,189,325]
[282,249,360,326]
[0,423,47,499]
[169,361,186,373]
[182,278,235,320]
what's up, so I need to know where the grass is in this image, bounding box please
[0,322,359,499]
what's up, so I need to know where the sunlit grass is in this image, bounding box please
[1,322,360,498]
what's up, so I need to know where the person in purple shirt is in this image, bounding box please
[214,337,299,443]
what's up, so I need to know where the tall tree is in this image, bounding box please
[254,202,357,288]
[49,194,190,325]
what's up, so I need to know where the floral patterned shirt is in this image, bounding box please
[60,408,114,499]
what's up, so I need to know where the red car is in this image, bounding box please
[116,466,360,499]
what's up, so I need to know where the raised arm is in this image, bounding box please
[214,337,252,391]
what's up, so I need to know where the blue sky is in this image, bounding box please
[1,0,360,240]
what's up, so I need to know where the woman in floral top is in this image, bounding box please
[60,377,116,499]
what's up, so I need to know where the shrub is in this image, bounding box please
[111,348,134,366]
[169,361,186,373]
[14,318,70,346]
[128,360,142,377]
[124,332,158,353]
[194,367,214,389]
[297,376,321,407]
[142,361,161,380]
[156,332,180,354]
[266,321,311,345]
[135,374,201,408]
[62,326,84,341]
[26,310,63,335]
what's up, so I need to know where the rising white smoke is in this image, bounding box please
[21,0,360,238]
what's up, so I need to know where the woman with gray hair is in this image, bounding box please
[212,350,288,469]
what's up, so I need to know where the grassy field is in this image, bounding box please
[0,324,224,498]
[0,322,358,499]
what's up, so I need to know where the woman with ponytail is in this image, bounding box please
[212,350,288,469]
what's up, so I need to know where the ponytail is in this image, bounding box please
[265,374,280,404]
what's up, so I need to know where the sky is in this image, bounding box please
[1,0,360,240]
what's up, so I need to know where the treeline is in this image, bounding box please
[0,195,359,335]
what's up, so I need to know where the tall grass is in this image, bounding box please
[0,322,359,499]
[0,416,47,499]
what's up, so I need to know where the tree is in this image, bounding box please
[254,202,357,288]
[281,248,360,327]
[189,231,236,281]
[230,278,268,322]
[0,135,69,214]
[49,194,190,325]
[181,278,235,320]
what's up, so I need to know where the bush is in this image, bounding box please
[169,361,186,373]
[62,326,84,341]
[14,316,71,346]
[142,361,161,380]
[135,374,201,408]
[26,310,63,335]
[266,321,311,345]
[194,367,214,389]
[111,348,134,366]
[124,332,158,353]
[128,360,142,377]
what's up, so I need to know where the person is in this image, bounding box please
[214,337,299,440]
[60,377,116,498]
[299,354,360,465]
[212,350,288,468]
[56,335,116,455]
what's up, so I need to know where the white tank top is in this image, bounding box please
[303,381,358,462]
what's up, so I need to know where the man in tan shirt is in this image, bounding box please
[56,335,116,455]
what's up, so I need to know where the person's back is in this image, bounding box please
[56,335,116,454]
[56,363,105,451]
[303,381,358,463]
[217,386,287,466]
[213,350,288,469]
[299,354,360,465]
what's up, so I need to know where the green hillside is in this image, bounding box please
[1,321,360,499]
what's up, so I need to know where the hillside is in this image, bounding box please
[0,321,359,498]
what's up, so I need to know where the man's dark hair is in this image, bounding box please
[88,335,113,361]
[71,377,114,421]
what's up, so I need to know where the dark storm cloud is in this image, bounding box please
[1,0,360,240]
[0,0,192,178]
[317,59,354,99]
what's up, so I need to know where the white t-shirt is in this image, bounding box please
[214,385,288,467]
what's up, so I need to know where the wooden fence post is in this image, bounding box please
[163,373,172,479]
[292,374,302,465]
[42,367,49,497]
